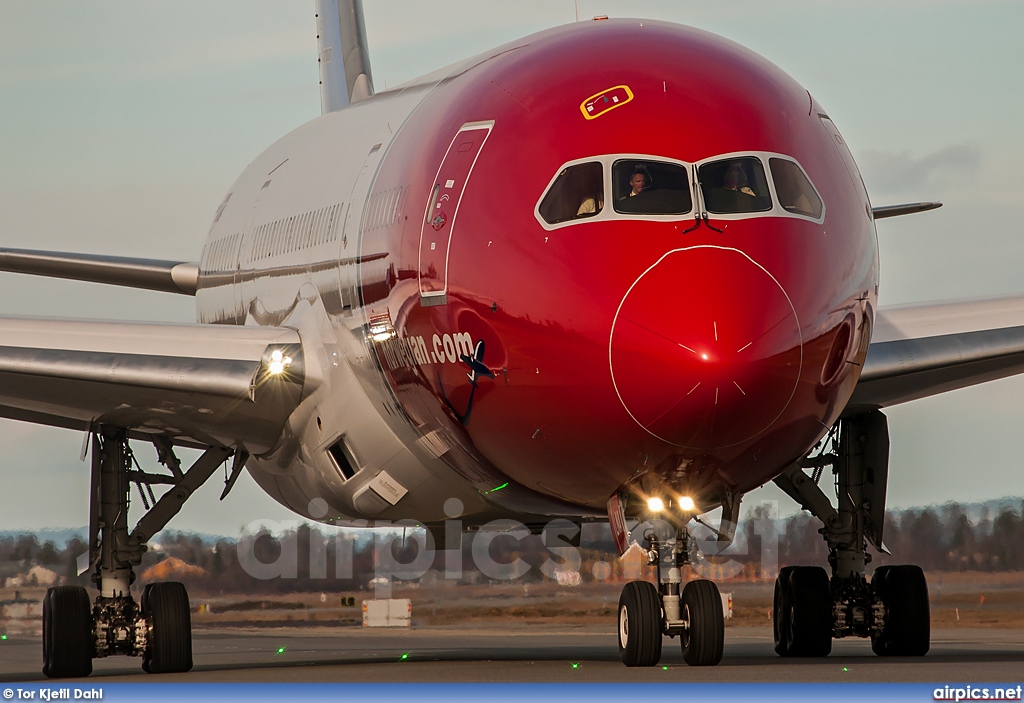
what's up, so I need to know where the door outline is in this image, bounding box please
[418,120,495,305]
[341,142,386,311]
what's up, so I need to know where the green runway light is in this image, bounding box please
[277,646,286,654]
[1,635,6,641]
[843,667,849,672]
[488,482,509,493]
[662,666,668,670]
[571,662,580,669]
[400,653,410,661]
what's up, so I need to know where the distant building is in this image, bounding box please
[4,565,61,588]
[553,569,582,586]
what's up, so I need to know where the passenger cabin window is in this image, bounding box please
[699,157,772,214]
[538,162,604,225]
[769,158,823,219]
[612,160,691,215]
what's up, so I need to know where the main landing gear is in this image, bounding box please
[617,528,724,667]
[772,410,930,658]
[42,426,237,678]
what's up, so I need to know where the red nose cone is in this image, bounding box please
[610,247,802,449]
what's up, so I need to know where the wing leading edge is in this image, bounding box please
[846,296,1024,414]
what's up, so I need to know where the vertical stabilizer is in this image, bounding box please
[315,0,375,113]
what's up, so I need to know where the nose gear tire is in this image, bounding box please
[617,580,663,667]
[681,579,724,666]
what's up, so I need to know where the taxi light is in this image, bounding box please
[647,497,665,512]
[679,496,696,512]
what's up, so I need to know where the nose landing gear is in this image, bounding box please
[617,528,724,667]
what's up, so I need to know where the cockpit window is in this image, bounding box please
[769,158,823,219]
[699,157,772,214]
[612,160,692,215]
[538,162,604,225]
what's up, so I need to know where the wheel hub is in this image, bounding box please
[618,605,629,649]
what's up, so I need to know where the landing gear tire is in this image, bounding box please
[42,586,93,679]
[142,582,193,674]
[869,564,892,657]
[772,566,796,656]
[617,580,663,667]
[871,564,930,657]
[775,566,832,657]
[680,579,724,666]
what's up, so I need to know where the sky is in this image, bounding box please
[0,1,1023,536]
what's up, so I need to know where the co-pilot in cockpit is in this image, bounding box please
[698,157,772,214]
[612,161,691,215]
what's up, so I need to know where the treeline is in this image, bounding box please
[1,501,1022,595]
[734,501,1024,576]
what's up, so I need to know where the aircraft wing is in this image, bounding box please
[0,247,198,295]
[845,296,1024,413]
[0,316,306,453]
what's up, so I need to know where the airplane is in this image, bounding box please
[2,0,1023,679]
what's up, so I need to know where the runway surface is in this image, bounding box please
[2,625,1023,683]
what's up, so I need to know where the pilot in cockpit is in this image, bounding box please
[621,168,649,200]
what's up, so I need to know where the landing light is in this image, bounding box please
[701,353,708,361]
[679,496,696,512]
[268,349,293,376]
[647,497,665,512]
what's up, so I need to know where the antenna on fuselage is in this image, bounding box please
[315,0,375,113]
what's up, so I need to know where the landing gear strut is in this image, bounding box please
[773,410,930,657]
[617,526,724,667]
[42,426,234,678]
